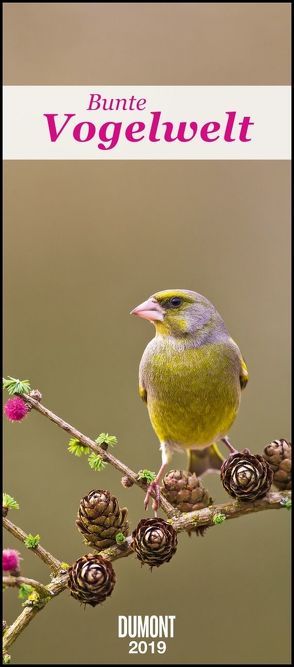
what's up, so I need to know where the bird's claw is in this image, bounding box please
[144,481,161,512]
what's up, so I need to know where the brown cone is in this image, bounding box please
[76,490,129,550]
[220,449,273,501]
[121,475,134,488]
[132,518,177,567]
[161,469,212,512]
[68,553,116,607]
[263,439,291,491]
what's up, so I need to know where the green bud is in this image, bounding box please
[212,513,226,525]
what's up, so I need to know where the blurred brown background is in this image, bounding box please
[3,3,291,665]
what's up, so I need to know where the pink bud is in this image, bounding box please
[2,549,22,572]
[4,397,28,422]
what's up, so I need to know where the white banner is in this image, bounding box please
[3,86,290,159]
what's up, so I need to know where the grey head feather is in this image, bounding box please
[152,288,229,343]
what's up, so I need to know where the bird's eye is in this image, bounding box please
[169,297,183,308]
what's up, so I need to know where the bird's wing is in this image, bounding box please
[138,357,148,403]
[139,384,147,402]
[229,337,249,390]
[240,356,249,390]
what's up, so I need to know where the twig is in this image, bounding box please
[3,539,133,652]
[21,393,176,517]
[3,387,291,657]
[169,490,291,532]
[3,576,51,598]
[3,491,290,654]
[3,606,40,654]
[3,516,62,573]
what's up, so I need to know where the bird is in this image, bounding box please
[130,289,248,511]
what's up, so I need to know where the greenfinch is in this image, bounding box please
[131,289,248,510]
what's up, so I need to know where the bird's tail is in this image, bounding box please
[188,444,224,477]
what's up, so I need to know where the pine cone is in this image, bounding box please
[121,475,134,488]
[68,553,116,607]
[161,469,212,512]
[263,439,291,491]
[76,490,129,550]
[220,449,273,501]
[132,518,177,567]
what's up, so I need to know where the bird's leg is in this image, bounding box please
[221,436,238,455]
[144,462,168,513]
[144,442,172,513]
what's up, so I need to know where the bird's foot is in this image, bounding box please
[221,436,238,455]
[144,481,161,512]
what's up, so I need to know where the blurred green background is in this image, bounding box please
[3,3,291,665]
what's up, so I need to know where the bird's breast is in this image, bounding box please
[140,339,241,446]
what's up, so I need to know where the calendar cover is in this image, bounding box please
[3,4,291,665]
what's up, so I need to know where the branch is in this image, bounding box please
[3,516,62,573]
[169,489,291,532]
[3,385,291,659]
[2,539,133,652]
[21,392,175,517]
[3,576,51,598]
[3,491,290,654]
[3,606,40,656]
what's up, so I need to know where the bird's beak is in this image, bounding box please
[130,298,165,322]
